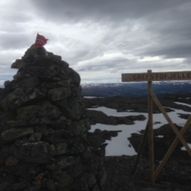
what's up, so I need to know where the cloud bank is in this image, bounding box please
[0,0,191,83]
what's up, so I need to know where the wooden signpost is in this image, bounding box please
[121,70,191,183]
[122,70,191,82]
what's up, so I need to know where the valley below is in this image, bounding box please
[84,95,191,191]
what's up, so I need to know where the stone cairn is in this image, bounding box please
[0,46,105,191]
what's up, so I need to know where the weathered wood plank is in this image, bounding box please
[122,71,191,82]
[147,71,155,183]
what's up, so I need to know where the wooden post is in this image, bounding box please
[121,70,191,182]
[147,70,155,183]
[154,115,191,181]
[150,90,191,157]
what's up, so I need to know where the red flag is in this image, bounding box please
[35,33,48,48]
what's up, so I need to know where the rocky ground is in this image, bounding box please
[85,95,191,191]
[103,155,191,191]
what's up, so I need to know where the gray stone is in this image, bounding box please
[48,87,71,101]
[50,143,68,155]
[1,128,33,142]
[18,141,50,163]
[57,157,80,169]
[16,102,62,124]
[5,156,18,166]
[11,59,23,69]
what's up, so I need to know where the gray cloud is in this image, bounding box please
[0,0,191,83]
[31,0,188,22]
[31,0,191,62]
[0,33,32,49]
[144,45,191,59]
[2,12,33,24]
[139,1,191,59]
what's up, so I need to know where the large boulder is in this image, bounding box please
[0,46,105,191]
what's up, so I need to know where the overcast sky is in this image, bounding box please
[0,0,191,84]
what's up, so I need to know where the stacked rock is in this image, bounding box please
[0,46,105,191]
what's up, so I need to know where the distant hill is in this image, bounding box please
[82,82,191,97]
